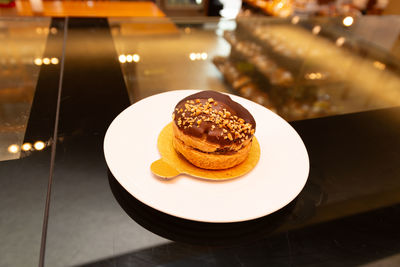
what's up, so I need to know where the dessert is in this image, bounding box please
[172,90,256,170]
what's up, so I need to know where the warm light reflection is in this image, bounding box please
[8,144,19,153]
[119,55,126,63]
[50,27,58,35]
[343,16,354,27]
[43,58,50,65]
[189,52,208,61]
[34,141,45,151]
[51,57,59,64]
[132,54,140,62]
[34,58,42,66]
[312,25,321,35]
[336,37,346,47]
[34,57,59,65]
[291,16,300,24]
[305,72,323,80]
[21,143,32,151]
[184,27,191,34]
[373,61,386,70]
[36,27,55,35]
[119,54,139,64]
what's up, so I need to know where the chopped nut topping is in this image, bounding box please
[174,98,255,143]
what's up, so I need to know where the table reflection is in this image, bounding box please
[108,169,296,246]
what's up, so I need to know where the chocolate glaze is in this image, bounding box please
[173,91,256,146]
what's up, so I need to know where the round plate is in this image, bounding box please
[104,90,309,223]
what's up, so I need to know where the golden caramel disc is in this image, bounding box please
[150,159,180,179]
[152,122,260,180]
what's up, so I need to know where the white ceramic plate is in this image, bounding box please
[104,90,309,223]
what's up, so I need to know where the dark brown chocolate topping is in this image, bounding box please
[173,90,256,146]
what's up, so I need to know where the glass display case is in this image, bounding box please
[110,16,400,122]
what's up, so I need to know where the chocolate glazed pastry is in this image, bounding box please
[172,90,256,170]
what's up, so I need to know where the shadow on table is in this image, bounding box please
[107,169,296,247]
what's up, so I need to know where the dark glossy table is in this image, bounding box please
[1,16,400,267]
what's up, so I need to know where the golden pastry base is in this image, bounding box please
[151,123,260,180]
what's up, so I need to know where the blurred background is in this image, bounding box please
[1,0,400,161]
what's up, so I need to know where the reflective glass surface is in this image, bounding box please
[0,16,400,267]
[109,17,230,102]
[0,17,64,267]
[0,18,50,161]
